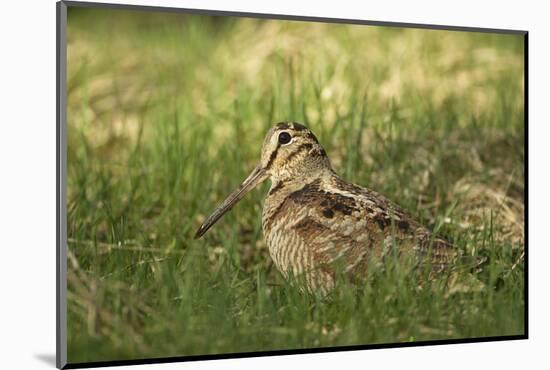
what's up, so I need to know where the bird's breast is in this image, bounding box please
[261,184,317,277]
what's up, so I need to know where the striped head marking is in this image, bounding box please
[195,122,331,239]
[260,122,332,181]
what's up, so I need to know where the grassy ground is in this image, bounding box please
[66,7,525,364]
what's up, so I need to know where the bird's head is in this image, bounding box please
[194,122,331,238]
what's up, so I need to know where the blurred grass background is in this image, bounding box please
[66,6,525,364]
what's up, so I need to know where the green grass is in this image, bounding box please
[66,7,525,364]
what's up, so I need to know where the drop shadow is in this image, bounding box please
[34,353,57,367]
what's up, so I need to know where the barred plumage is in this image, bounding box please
[195,122,459,293]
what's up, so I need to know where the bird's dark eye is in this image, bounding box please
[278,132,292,144]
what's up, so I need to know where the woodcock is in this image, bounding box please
[195,122,459,293]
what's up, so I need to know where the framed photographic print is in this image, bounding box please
[57,1,527,368]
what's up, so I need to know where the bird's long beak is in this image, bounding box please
[194,165,268,239]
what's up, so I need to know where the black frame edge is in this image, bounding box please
[63,0,527,35]
[57,1,68,369]
[523,32,529,338]
[63,335,527,369]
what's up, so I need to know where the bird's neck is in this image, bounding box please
[266,167,334,201]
